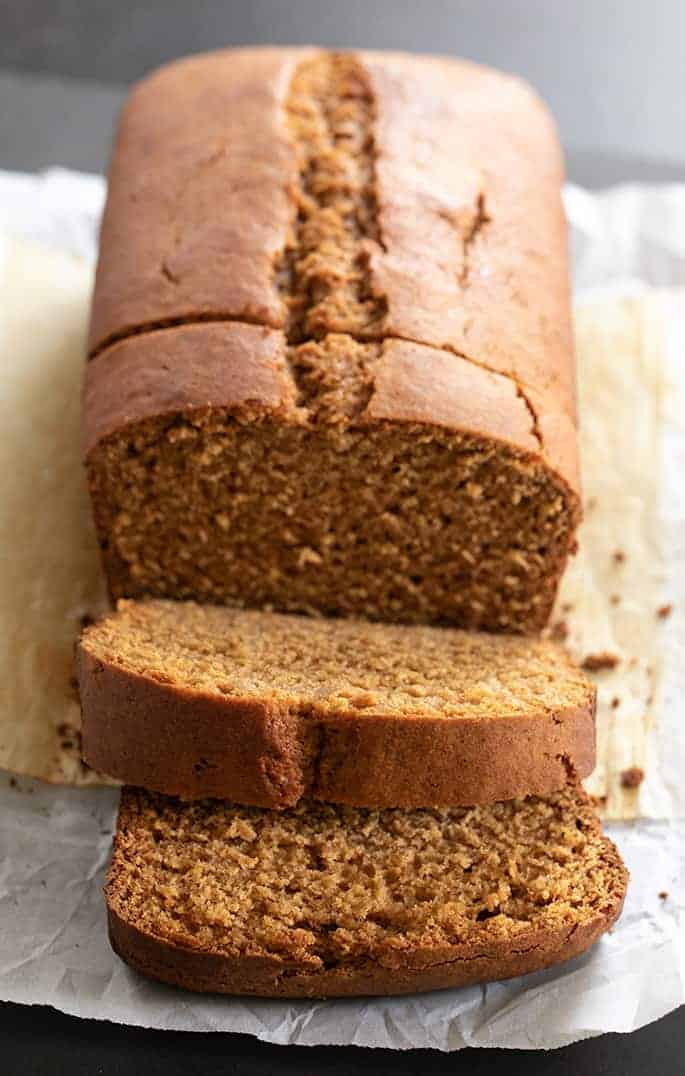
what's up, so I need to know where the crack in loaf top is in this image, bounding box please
[89,47,576,418]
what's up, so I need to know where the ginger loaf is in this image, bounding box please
[77,599,596,807]
[106,784,627,998]
[84,48,580,632]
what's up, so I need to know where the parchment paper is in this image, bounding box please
[0,233,109,783]
[0,169,683,1049]
[552,293,681,819]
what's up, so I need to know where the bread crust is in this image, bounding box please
[77,641,595,808]
[81,322,295,458]
[88,48,575,421]
[88,48,309,354]
[106,907,622,998]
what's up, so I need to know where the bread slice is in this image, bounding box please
[106,784,627,998]
[78,599,595,808]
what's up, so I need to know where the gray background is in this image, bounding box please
[0,0,684,184]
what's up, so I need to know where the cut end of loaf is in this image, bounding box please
[106,785,627,997]
[86,408,578,632]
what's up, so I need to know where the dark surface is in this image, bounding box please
[1,0,684,182]
[4,66,685,184]
[0,0,683,1070]
[3,0,685,180]
[0,1002,684,1076]
[0,69,124,174]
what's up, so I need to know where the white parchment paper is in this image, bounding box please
[0,169,683,1050]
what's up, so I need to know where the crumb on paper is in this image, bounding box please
[610,594,621,606]
[561,602,574,614]
[586,496,597,510]
[56,721,83,757]
[550,620,568,642]
[613,550,626,564]
[659,891,669,901]
[657,604,673,620]
[611,696,621,709]
[621,766,645,789]
[6,777,34,794]
[582,652,620,672]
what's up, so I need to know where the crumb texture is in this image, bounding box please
[88,407,576,631]
[107,785,627,979]
[84,600,592,719]
[280,53,386,343]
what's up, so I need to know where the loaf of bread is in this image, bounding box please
[78,599,595,807]
[84,48,580,632]
[106,784,627,998]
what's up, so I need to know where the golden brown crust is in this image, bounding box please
[88,48,310,354]
[88,46,576,420]
[77,640,595,808]
[81,322,295,458]
[368,338,538,444]
[368,340,579,501]
[526,389,582,503]
[362,52,576,419]
[106,906,621,998]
